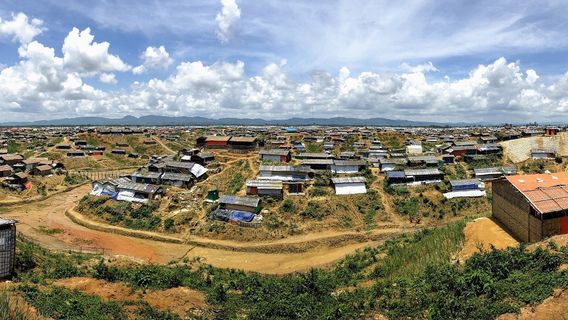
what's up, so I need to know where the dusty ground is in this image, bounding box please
[52,277,207,319]
[497,288,568,320]
[457,217,519,262]
[2,184,400,273]
[501,132,568,163]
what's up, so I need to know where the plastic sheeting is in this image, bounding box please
[190,163,208,178]
[116,190,148,203]
[229,210,255,222]
[443,190,486,199]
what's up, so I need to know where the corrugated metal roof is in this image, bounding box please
[331,176,366,184]
[230,136,257,143]
[333,160,366,166]
[259,149,290,156]
[246,179,283,189]
[131,171,162,179]
[300,159,334,165]
[404,168,442,176]
[449,179,482,187]
[219,195,260,207]
[161,172,193,182]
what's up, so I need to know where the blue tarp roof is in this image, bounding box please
[229,210,255,222]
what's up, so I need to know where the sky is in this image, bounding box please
[1,0,568,123]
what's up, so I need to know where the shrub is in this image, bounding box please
[280,199,296,213]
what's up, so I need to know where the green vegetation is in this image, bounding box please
[10,221,568,320]
[77,196,163,231]
[300,201,331,220]
[0,288,38,320]
[7,140,22,153]
[226,171,244,195]
[306,143,323,153]
[64,174,87,185]
[280,198,296,213]
[375,221,465,279]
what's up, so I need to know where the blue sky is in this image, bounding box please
[1,0,568,123]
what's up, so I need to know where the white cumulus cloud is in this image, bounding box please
[0,12,43,45]
[132,46,173,74]
[62,27,130,75]
[216,0,241,43]
[99,73,117,84]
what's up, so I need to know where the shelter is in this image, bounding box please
[331,176,367,195]
[246,179,283,197]
[219,195,261,213]
[493,172,568,242]
[259,149,292,163]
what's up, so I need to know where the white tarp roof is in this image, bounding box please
[443,190,486,199]
[190,163,208,178]
[334,183,367,195]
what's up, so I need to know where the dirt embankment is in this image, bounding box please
[1,183,407,273]
[52,277,207,319]
[501,132,568,163]
[457,217,519,262]
[497,288,568,320]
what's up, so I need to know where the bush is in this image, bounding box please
[280,199,296,213]
[300,201,330,220]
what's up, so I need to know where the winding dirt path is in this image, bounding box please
[1,184,411,273]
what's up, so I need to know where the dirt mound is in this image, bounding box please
[458,217,518,262]
[53,277,139,301]
[52,277,207,318]
[497,288,568,320]
[145,287,207,318]
[529,233,568,250]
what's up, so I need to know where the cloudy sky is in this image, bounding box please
[1,0,568,123]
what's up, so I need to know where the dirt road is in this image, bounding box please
[1,185,401,273]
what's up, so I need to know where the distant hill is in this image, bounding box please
[1,115,454,127]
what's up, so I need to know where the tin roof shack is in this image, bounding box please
[331,176,367,195]
[446,145,478,157]
[23,157,50,171]
[66,151,85,158]
[219,195,261,213]
[229,137,258,152]
[300,159,334,171]
[258,165,313,181]
[160,172,194,188]
[0,165,13,177]
[404,168,444,184]
[0,154,23,166]
[407,155,438,168]
[259,149,291,163]
[246,179,283,197]
[189,152,215,166]
[297,152,335,160]
[164,161,208,180]
[493,172,568,242]
[0,218,16,278]
[91,178,163,203]
[442,154,455,164]
[32,164,53,176]
[406,144,423,155]
[379,158,405,172]
[331,160,367,174]
[444,179,486,199]
[474,166,517,181]
[130,171,161,184]
[531,149,556,160]
[205,136,231,149]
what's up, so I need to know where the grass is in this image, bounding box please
[375,220,466,279]
[0,288,39,320]
[35,226,63,235]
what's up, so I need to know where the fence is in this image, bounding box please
[67,169,131,181]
